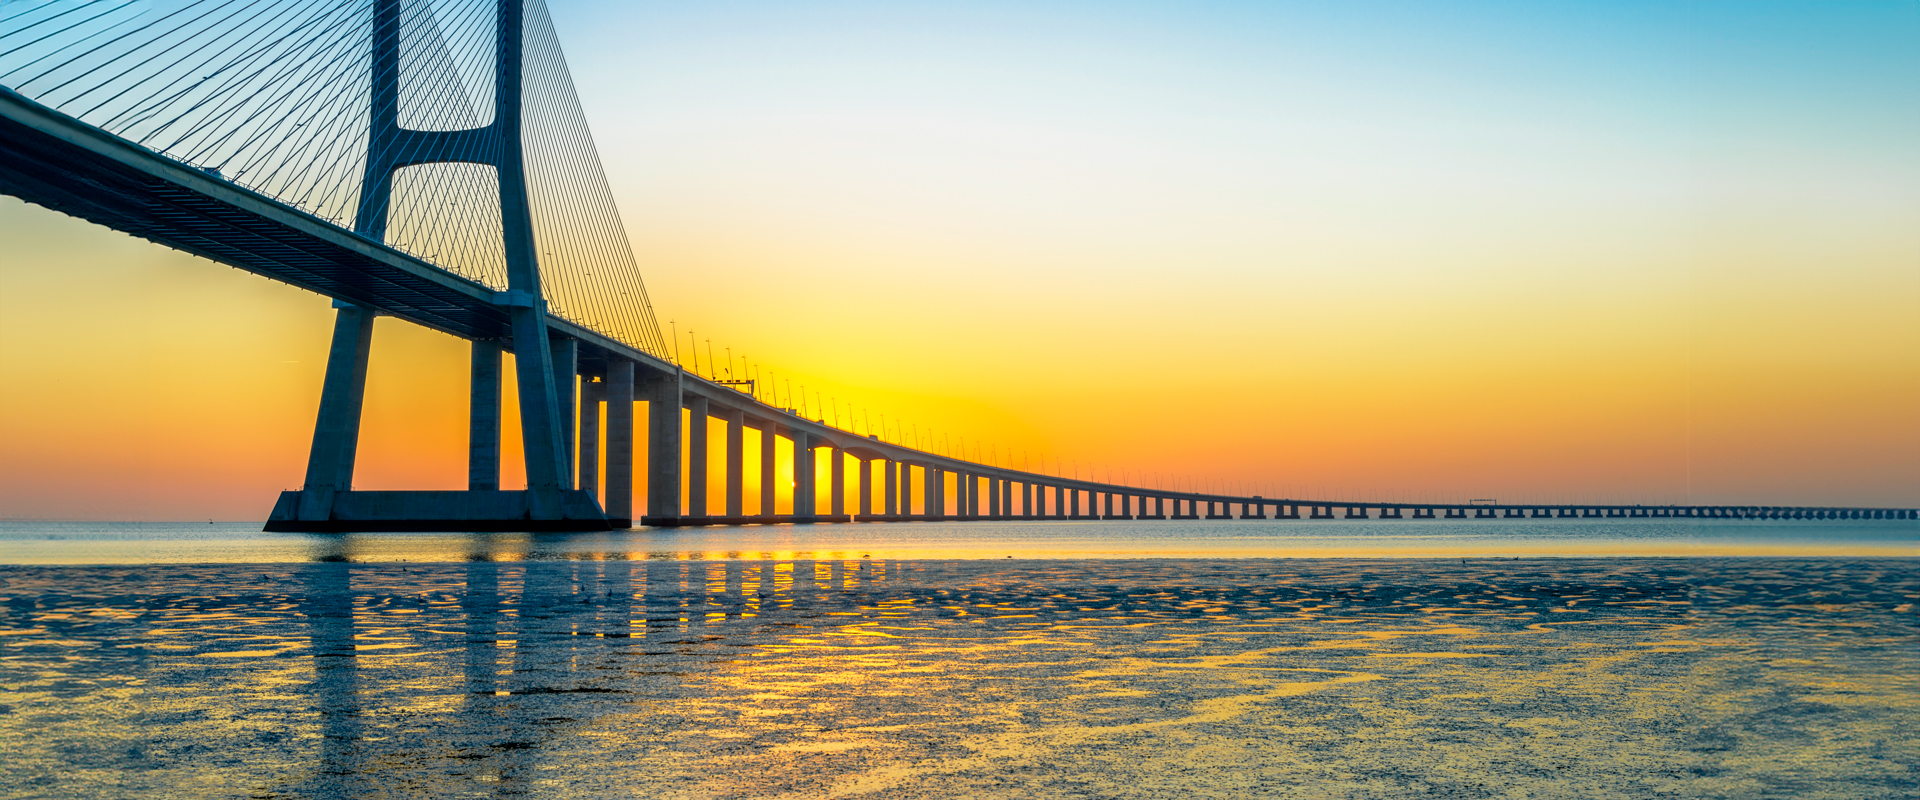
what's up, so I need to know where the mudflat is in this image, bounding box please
[2,549,1915,798]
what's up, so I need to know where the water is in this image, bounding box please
[1,521,1916,798]
[2,518,1916,563]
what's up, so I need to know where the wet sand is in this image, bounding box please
[2,554,1915,798]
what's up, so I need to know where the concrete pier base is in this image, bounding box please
[642,514,853,527]
[266,489,610,532]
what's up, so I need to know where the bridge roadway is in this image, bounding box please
[4,86,1913,528]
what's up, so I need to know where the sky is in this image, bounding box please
[2,0,1917,519]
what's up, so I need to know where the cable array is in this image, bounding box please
[0,0,668,358]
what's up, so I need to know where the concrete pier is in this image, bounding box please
[296,304,376,521]
[686,395,708,519]
[605,360,634,526]
[267,489,607,532]
[724,408,744,517]
[924,465,939,519]
[550,337,576,485]
[793,431,815,520]
[468,338,501,492]
[760,418,777,517]
[830,445,845,517]
[884,460,898,516]
[1173,498,1198,520]
[856,457,870,518]
[578,379,600,498]
[640,371,681,525]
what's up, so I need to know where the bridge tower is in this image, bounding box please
[282,0,604,530]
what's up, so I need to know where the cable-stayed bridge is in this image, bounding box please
[2,0,1910,529]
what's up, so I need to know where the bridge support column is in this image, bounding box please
[642,370,682,523]
[256,0,607,531]
[298,305,377,520]
[578,379,601,498]
[686,395,708,519]
[857,458,871,518]
[830,445,845,518]
[759,419,778,517]
[549,337,577,487]
[884,460,898,516]
[468,338,502,492]
[924,467,940,519]
[724,409,744,517]
[794,432,816,521]
[605,360,634,527]
[505,305,570,514]
[900,461,911,516]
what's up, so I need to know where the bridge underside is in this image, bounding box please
[0,87,512,342]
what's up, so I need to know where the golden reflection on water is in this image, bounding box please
[0,557,1915,797]
[3,519,1915,566]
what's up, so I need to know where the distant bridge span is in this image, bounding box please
[1,1,1910,530]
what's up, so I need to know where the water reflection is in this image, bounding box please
[1,519,1915,565]
[1,557,1915,796]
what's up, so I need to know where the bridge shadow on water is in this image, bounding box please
[1,537,1917,797]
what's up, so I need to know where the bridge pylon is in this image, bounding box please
[267,0,605,532]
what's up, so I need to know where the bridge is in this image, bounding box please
[1,0,1910,530]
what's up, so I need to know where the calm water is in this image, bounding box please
[1,521,1916,798]
[2,518,1917,563]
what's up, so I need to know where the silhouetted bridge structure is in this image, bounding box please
[2,0,1910,530]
